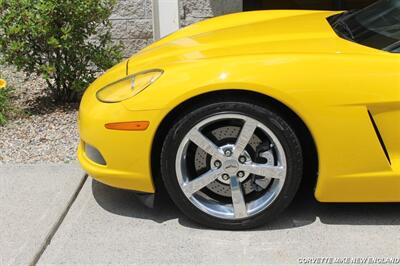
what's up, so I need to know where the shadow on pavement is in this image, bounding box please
[92,180,400,231]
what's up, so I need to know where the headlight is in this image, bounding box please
[96,69,163,103]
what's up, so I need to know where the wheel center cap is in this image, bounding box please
[223,160,239,174]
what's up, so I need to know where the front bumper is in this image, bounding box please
[78,95,165,193]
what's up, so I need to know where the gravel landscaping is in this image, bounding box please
[0,65,79,164]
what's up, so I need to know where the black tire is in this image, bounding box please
[160,98,303,230]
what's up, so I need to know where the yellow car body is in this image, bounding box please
[78,10,400,203]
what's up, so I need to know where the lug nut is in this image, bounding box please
[222,174,230,180]
[214,160,222,168]
[224,149,232,157]
[237,171,245,178]
[239,156,246,163]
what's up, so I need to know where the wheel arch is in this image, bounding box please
[151,89,319,196]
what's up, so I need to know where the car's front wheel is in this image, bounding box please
[160,98,303,229]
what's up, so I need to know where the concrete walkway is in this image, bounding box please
[1,163,400,265]
[0,163,86,266]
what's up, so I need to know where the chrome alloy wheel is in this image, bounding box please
[175,114,287,220]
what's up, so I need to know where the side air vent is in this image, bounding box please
[368,111,391,165]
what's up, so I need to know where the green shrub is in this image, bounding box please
[0,0,123,103]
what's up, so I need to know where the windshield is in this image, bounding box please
[329,0,400,52]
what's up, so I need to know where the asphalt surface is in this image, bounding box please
[1,162,400,265]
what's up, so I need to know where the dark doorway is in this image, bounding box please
[243,0,378,11]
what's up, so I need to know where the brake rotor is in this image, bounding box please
[193,126,274,197]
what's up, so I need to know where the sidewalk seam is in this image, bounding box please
[30,173,88,266]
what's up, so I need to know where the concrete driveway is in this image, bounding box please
[1,162,400,265]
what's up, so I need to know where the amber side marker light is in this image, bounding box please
[105,121,150,131]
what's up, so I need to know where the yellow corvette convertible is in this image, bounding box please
[78,0,400,229]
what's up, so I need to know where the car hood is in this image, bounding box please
[127,10,376,74]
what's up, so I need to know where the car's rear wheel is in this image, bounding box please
[160,99,303,229]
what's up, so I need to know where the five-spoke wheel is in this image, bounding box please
[161,99,303,229]
[176,114,287,219]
